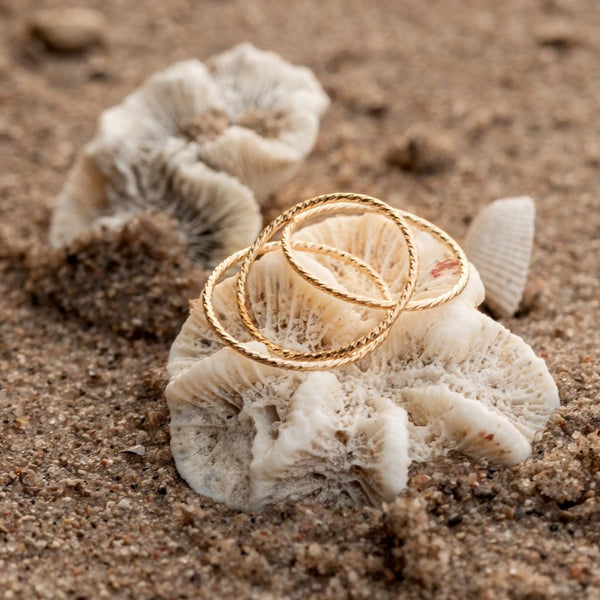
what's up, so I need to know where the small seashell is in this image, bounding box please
[29,8,107,53]
[463,196,535,317]
[166,209,558,512]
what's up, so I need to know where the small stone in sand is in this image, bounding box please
[385,129,455,174]
[28,7,107,53]
[534,21,579,49]
[116,498,132,510]
[123,445,146,457]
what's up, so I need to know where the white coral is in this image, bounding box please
[50,140,261,268]
[166,213,559,511]
[50,44,329,263]
[200,43,330,200]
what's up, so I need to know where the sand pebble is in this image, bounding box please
[385,128,455,174]
[0,46,9,76]
[328,76,388,116]
[116,498,132,510]
[28,8,107,52]
[173,502,205,526]
[123,444,146,457]
[534,21,579,49]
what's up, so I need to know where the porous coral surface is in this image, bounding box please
[1,1,600,598]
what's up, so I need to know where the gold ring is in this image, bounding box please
[399,212,469,311]
[282,239,394,304]
[200,192,469,371]
[201,242,401,371]
[280,202,469,312]
[235,193,419,362]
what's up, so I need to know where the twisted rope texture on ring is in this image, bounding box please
[201,193,469,370]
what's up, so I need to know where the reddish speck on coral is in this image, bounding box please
[431,259,459,278]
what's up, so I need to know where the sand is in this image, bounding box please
[1,0,599,598]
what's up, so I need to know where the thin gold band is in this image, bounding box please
[200,192,469,371]
[281,203,469,312]
[201,241,403,371]
[235,194,419,362]
[280,202,399,309]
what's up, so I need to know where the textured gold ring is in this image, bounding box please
[283,239,394,304]
[202,241,400,371]
[281,202,399,309]
[281,203,469,312]
[201,192,469,371]
[235,193,419,362]
[280,204,396,309]
[399,212,469,311]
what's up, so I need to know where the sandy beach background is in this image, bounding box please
[1,0,599,598]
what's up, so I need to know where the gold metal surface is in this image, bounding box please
[200,193,469,371]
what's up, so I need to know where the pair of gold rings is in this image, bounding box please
[200,192,469,371]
